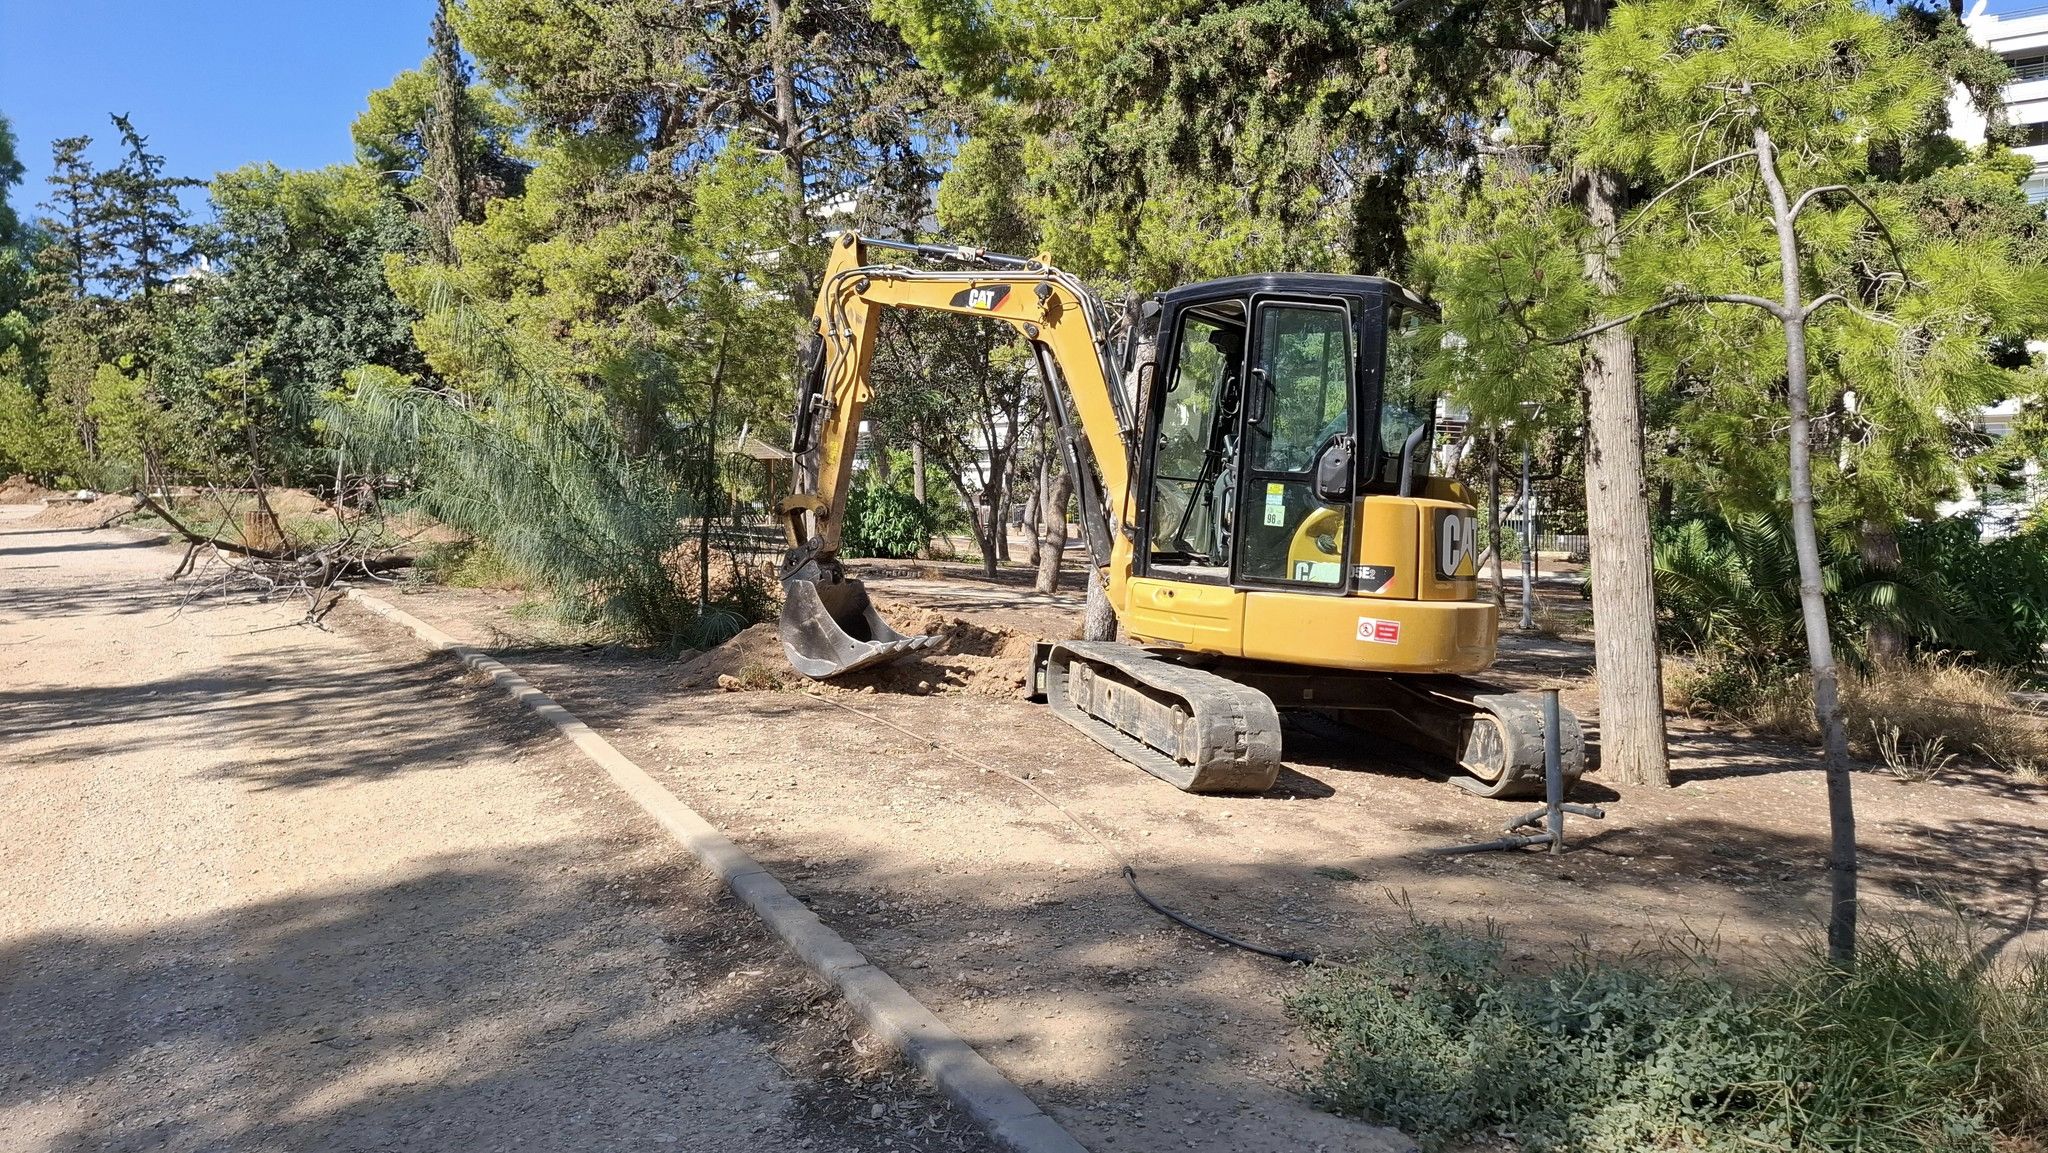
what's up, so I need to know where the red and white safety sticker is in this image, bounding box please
[1356,617,1401,644]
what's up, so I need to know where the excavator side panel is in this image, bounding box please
[1238,591,1495,674]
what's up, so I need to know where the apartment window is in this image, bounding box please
[2026,121,2048,147]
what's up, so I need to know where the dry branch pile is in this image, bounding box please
[139,488,417,620]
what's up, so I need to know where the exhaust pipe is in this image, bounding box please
[778,571,941,679]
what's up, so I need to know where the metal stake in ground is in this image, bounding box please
[1431,689,1605,856]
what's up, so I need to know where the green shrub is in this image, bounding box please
[1656,512,2048,683]
[1287,922,2047,1152]
[843,475,936,559]
[327,372,762,651]
[1897,517,2048,670]
[416,538,522,589]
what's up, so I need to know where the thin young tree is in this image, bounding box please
[1567,0,2047,964]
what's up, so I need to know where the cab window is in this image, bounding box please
[1375,305,1432,488]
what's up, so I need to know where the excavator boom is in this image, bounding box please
[775,234,1132,679]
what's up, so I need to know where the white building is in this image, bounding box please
[1936,5,2048,531]
[1951,1,2048,203]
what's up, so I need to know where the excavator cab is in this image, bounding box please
[1116,275,1495,679]
[1135,276,1438,599]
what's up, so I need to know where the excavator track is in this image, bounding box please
[1264,674,1584,799]
[1428,684,1586,799]
[1062,655,1586,800]
[1036,641,1283,793]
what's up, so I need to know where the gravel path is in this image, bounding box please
[0,507,993,1153]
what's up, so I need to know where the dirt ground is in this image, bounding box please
[0,508,997,1153]
[353,559,2048,1153]
[0,474,58,504]
[14,509,2044,1153]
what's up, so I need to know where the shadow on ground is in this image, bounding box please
[0,644,562,792]
[0,839,991,1153]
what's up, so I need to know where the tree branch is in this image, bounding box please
[1621,150,1756,235]
[137,490,291,561]
[1545,292,1789,344]
[1803,292,1845,319]
[1789,183,1907,275]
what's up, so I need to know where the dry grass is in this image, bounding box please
[1687,656,2048,782]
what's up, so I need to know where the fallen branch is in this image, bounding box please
[136,490,291,560]
[138,488,416,621]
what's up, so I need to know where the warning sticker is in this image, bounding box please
[1356,617,1401,644]
[1262,482,1286,527]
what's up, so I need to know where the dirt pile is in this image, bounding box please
[26,493,142,529]
[263,488,330,518]
[672,606,1037,698]
[674,623,789,689]
[0,475,55,504]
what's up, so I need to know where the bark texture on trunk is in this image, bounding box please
[1036,461,1072,595]
[1579,165,1671,789]
[1025,452,1048,569]
[1861,519,1905,662]
[1755,124,1857,966]
[1083,568,1118,641]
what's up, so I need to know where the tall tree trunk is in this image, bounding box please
[1083,569,1118,640]
[1487,431,1507,615]
[871,429,893,483]
[1757,123,1857,967]
[911,441,927,503]
[1579,163,1671,789]
[977,446,1008,578]
[1036,458,1072,595]
[763,0,809,251]
[698,326,731,611]
[1025,450,1048,568]
[1861,519,1905,662]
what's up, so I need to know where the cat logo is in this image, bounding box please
[948,284,1010,311]
[1435,510,1477,579]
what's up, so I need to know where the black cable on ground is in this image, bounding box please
[1120,864,1316,964]
[811,690,1319,966]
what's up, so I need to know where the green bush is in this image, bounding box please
[1897,517,2048,670]
[1287,923,2047,1153]
[843,475,936,559]
[1655,513,2048,694]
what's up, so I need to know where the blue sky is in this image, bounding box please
[2,1,435,222]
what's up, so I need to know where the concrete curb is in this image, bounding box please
[345,589,1090,1153]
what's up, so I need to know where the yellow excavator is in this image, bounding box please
[776,231,1584,798]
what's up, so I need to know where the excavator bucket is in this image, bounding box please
[778,575,941,679]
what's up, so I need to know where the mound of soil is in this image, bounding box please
[673,605,1037,698]
[263,488,330,518]
[27,493,142,529]
[674,623,789,690]
[0,475,55,504]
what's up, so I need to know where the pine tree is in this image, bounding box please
[1568,0,2048,964]
[420,0,474,263]
[99,115,200,302]
[32,136,110,305]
